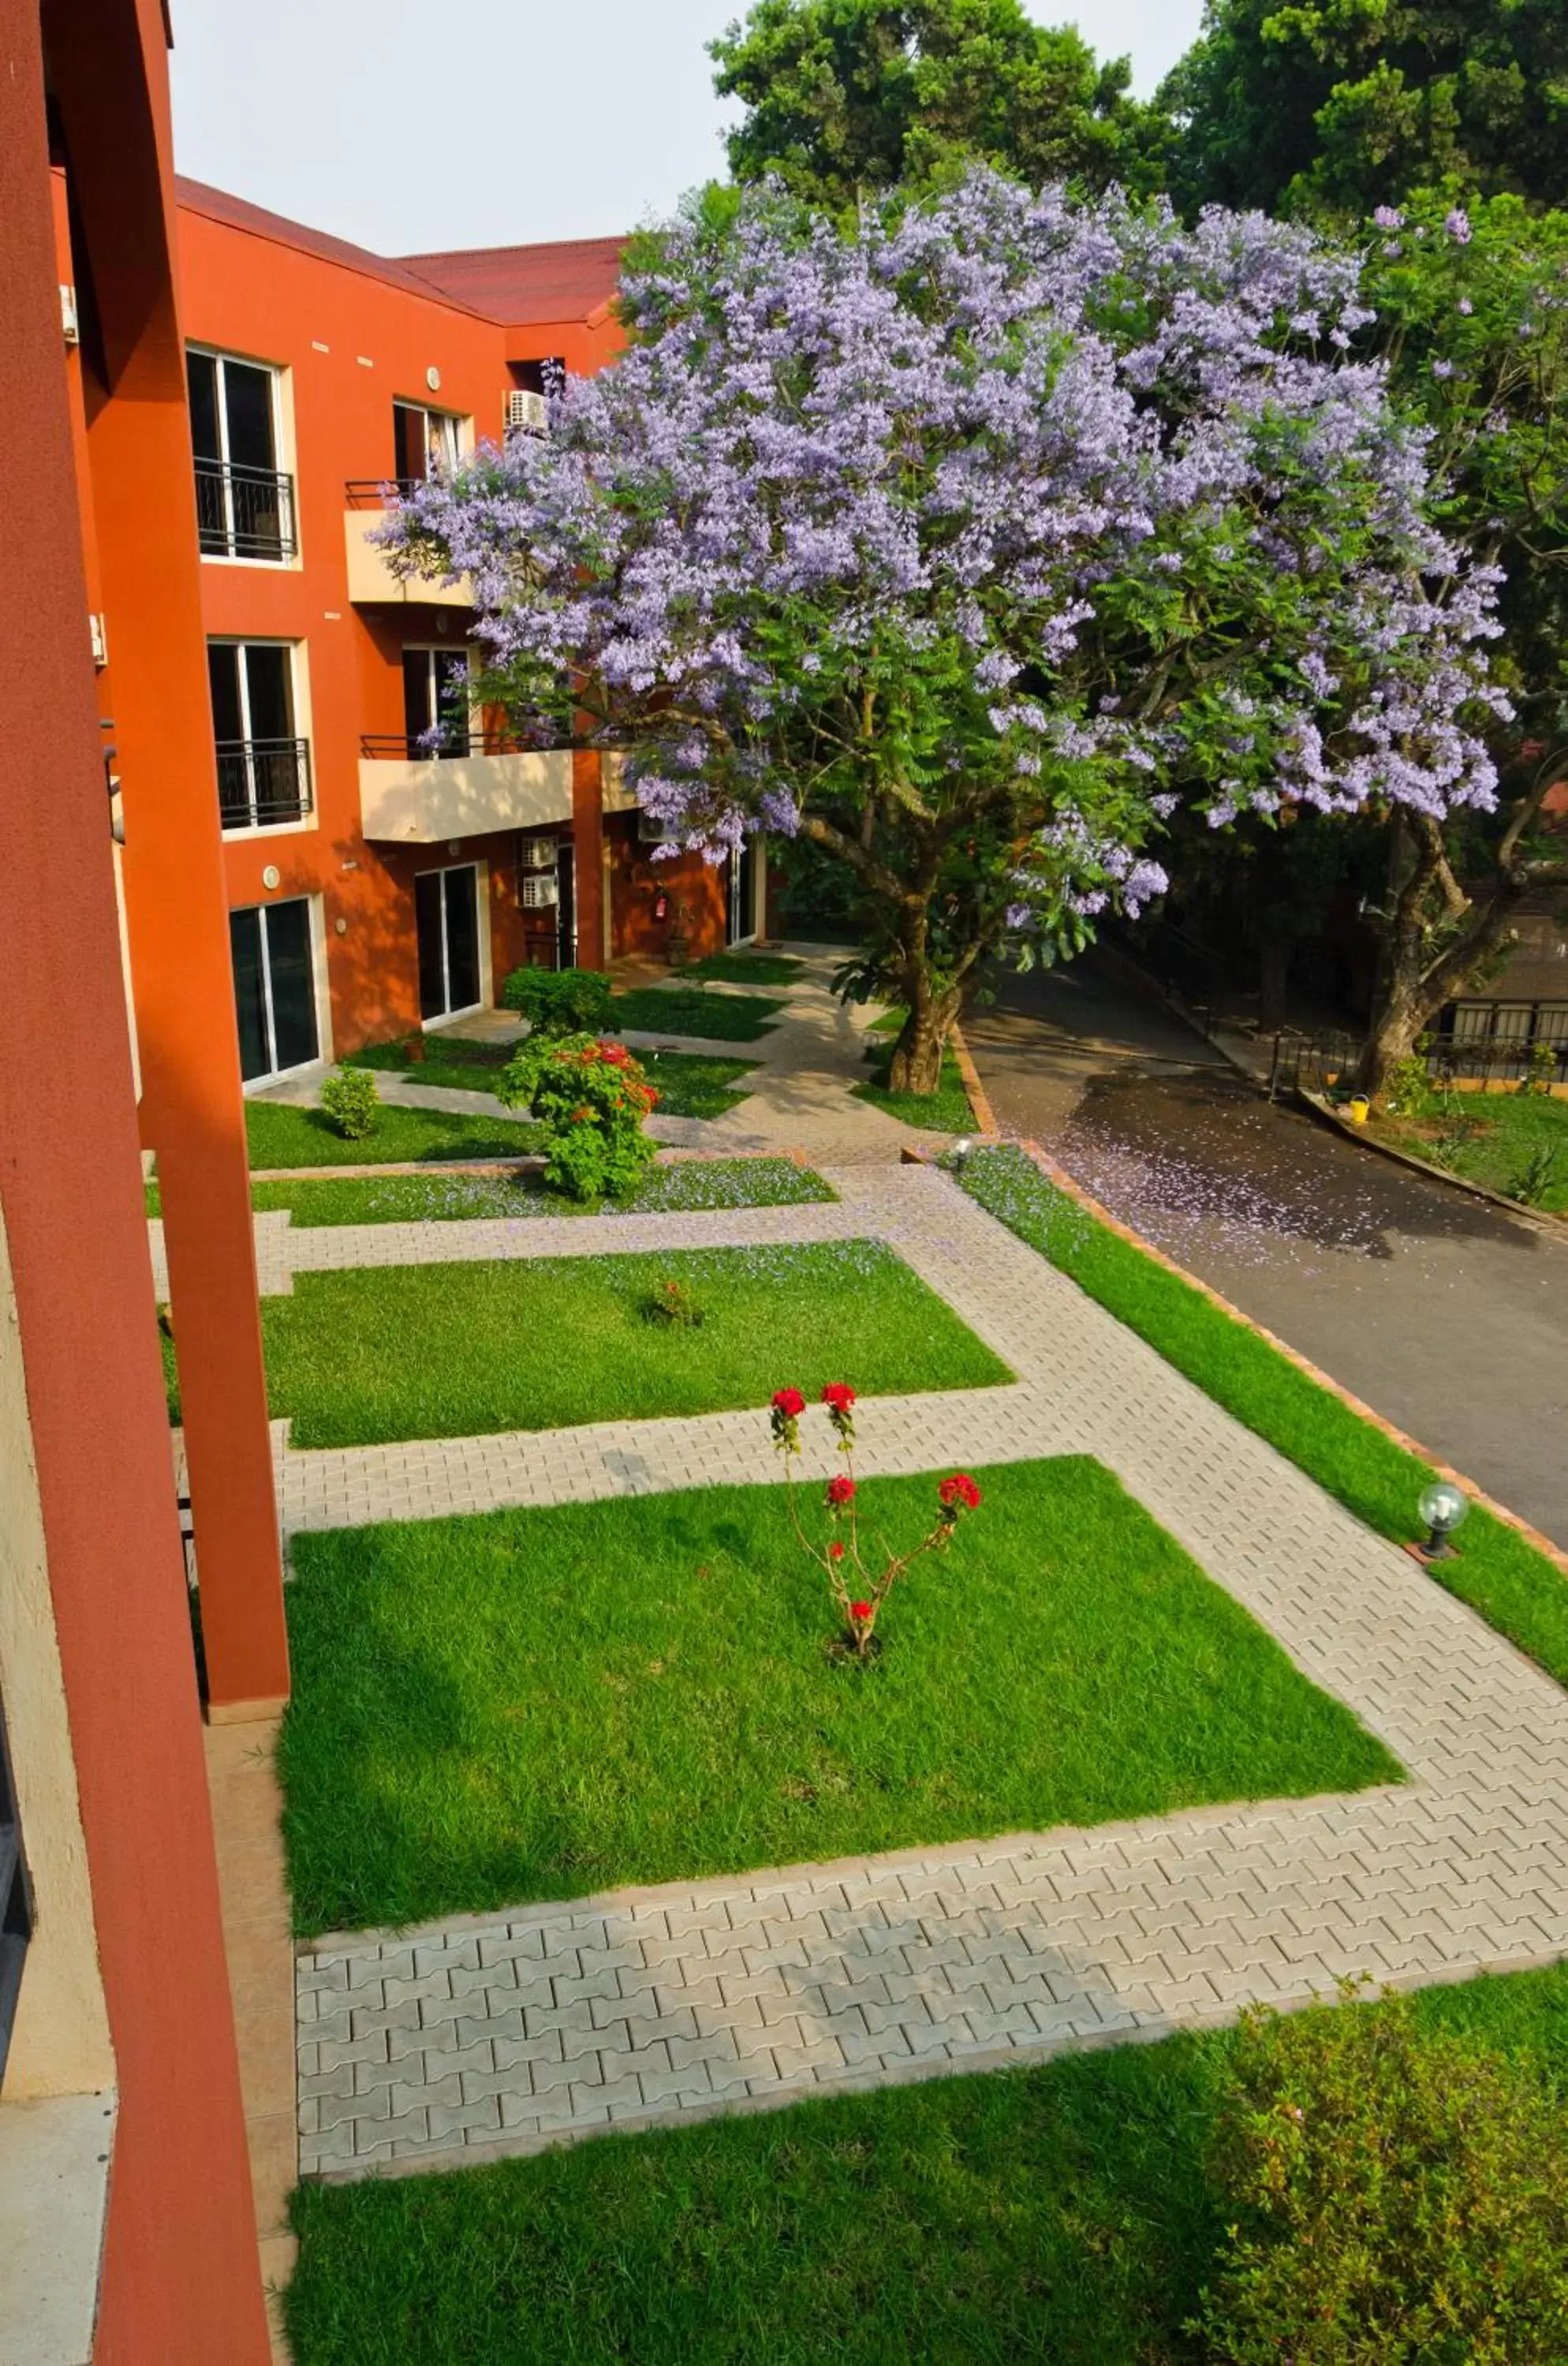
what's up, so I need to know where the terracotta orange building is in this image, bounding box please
[175,183,761,1090]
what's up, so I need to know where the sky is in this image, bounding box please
[168,0,1204,255]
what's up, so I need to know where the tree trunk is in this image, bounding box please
[888,964,959,1097]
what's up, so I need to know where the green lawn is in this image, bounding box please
[346,1038,759,1121]
[962,1144,1568,1689]
[245,1100,539,1171]
[855,1042,975,1133]
[263,1239,1010,1450]
[1370,1086,1568,1213]
[678,949,804,986]
[279,1457,1396,1932]
[284,1955,1568,2366]
[247,1159,834,1227]
[610,984,785,1041]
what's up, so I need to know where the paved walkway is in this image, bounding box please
[291,1163,1568,2180]
[965,955,1568,1551]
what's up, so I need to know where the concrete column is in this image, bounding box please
[573,745,610,967]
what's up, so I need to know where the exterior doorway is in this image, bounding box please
[230,895,320,1081]
[727,833,757,946]
[416,862,483,1021]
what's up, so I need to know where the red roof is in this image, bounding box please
[396,237,626,327]
[174,177,493,319]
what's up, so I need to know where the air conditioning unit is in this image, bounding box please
[519,837,558,871]
[520,872,559,909]
[638,811,681,845]
[506,389,549,437]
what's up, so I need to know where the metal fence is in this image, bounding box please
[1265,1028,1568,1099]
[215,738,312,830]
[194,459,297,562]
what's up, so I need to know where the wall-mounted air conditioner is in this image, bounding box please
[506,390,549,437]
[638,811,681,845]
[520,872,559,909]
[519,837,558,870]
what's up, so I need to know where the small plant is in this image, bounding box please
[1510,1142,1564,1207]
[320,1068,381,1140]
[1520,1037,1561,1096]
[1193,1980,1568,2364]
[644,1277,704,1327]
[499,966,614,1038]
[768,1383,981,1658]
[498,1032,658,1203]
[1379,1045,1435,1118]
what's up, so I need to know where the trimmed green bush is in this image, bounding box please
[499,965,613,1036]
[319,1069,380,1140]
[498,1032,657,1201]
[1195,1983,1568,2363]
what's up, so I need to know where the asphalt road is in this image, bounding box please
[965,956,1568,1552]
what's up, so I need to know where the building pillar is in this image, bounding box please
[48,0,289,1714]
[573,745,610,967]
[0,0,271,2352]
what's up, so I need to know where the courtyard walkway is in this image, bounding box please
[274,1163,1568,2181]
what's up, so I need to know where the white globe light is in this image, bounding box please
[1418,1480,1469,1536]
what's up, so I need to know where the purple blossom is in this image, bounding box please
[1373,207,1405,230]
[1445,208,1473,245]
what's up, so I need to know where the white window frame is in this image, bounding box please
[393,399,470,482]
[236,893,333,1090]
[416,859,491,1028]
[211,638,315,841]
[403,643,475,756]
[190,344,300,570]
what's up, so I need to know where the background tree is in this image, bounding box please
[383,174,1503,1095]
[709,0,1164,211]
[1164,0,1568,222]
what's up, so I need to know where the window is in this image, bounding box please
[230,898,320,1081]
[188,349,296,561]
[208,642,312,829]
[510,358,565,395]
[392,401,462,492]
[415,864,483,1020]
[402,645,470,757]
[0,1692,31,2088]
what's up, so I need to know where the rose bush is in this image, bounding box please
[498,1031,659,1202]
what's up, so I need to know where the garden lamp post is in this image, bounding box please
[950,1136,974,1170]
[1417,1480,1469,1561]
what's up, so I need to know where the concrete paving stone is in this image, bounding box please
[294,1154,1568,2179]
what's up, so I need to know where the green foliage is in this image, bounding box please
[1522,1038,1561,1096]
[709,0,1164,214]
[642,1275,705,1327]
[1195,1982,1568,2362]
[1165,0,1568,219]
[1379,1048,1436,1118]
[498,965,614,1036]
[319,1069,381,1140]
[498,1032,658,1203]
[1510,1141,1565,1206]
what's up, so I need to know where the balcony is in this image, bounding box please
[344,483,472,606]
[357,732,573,843]
[217,737,313,831]
[196,460,297,562]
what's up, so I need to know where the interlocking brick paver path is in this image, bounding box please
[295,1162,1568,2181]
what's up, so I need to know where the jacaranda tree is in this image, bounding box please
[383,171,1506,1094]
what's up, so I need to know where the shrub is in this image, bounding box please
[1194,1981,1568,2364]
[498,1032,657,1202]
[498,966,613,1037]
[1520,1038,1560,1096]
[644,1278,704,1327]
[1379,1047,1436,1118]
[320,1069,381,1140]
[1510,1142,1563,1206]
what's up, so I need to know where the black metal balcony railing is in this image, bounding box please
[195,459,298,561]
[345,479,421,509]
[360,726,579,761]
[216,738,313,830]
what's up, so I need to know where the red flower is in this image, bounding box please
[599,1041,630,1065]
[821,1383,857,1412]
[826,1475,856,1506]
[828,1542,846,1561]
[938,1472,982,1512]
[849,1601,872,1622]
[771,1388,805,1416]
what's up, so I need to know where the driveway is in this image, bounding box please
[965,956,1568,1553]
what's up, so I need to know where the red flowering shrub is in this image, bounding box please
[767,1382,981,1658]
[498,1030,659,1202]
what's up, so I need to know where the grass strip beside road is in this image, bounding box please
[279,1457,1397,1932]
[962,1144,1568,1689]
[263,1237,1010,1449]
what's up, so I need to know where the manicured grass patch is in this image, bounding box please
[285,1936,1566,2365]
[855,1042,975,1133]
[249,1159,835,1226]
[963,1144,1568,1689]
[263,1238,1009,1450]
[246,1099,539,1171]
[345,1036,513,1096]
[610,984,785,1041]
[678,949,804,986]
[347,1038,759,1121]
[1369,1088,1568,1213]
[638,1047,757,1118]
[279,1457,1395,1931]
[144,1181,161,1217]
